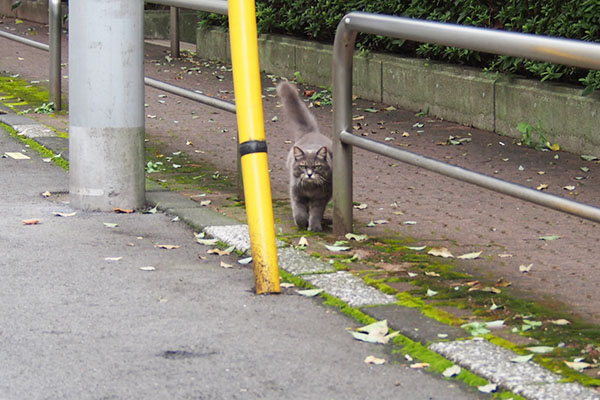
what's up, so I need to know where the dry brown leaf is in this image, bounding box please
[113,207,134,214]
[42,191,52,198]
[22,219,41,225]
[425,271,441,277]
[495,278,512,287]
[208,248,231,256]
[536,184,548,191]
[220,261,233,269]
[53,211,77,217]
[410,363,430,369]
[156,244,180,250]
[468,283,501,294]
[427,247,454,258]
[364,355,386,365]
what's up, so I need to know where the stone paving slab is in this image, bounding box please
[303,271,397,307]
[277,246,336,275]
[360,304,466,343]
[430,339,600,400]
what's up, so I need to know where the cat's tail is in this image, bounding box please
[277,81,320,139]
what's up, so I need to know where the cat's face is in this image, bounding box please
[291,146,332,187]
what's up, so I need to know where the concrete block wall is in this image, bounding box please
[195,26,600,156]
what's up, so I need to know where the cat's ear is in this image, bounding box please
[293,146,305,161]
[316,146,329,161]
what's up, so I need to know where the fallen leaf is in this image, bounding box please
[477,384,497,394]
[297,288,324,297]
[5,152,30,160]
[364,355,386,365]
[495,278,512,287]
[139,266,156,271]
[457,251,482,260]
[42,191,52,197]
[563,185,576,191]
[485,320,505,329]
[442,365,461,378]
[539,235,560,241]
[280,282,295,289]
[22,219,40,225]
[403,221,417,225]
[565,361,594,371]
[402,131,410,137]
[200,200,212,207]
[405,245,426,251]
[156,244,180,250]
[468,284,501,294]
[519,263,533,273]
[196,238,219,245]
[345,233,368,242]
[374,219,389,225]
[537,183,548,191]
[113,207,134,214]
[511,354,534,363]
[366,221,376,227]
[426,289,438,297]
[550,319,571,326]
[297,236,309,247]
[580,155,599,162]
[410,363,429,369]
[324,244,351,252]
[220,261,233,269]
[105,257,122,262]
[525,346,554,354]
[238,257,253,265]
[424,271,440,277]
[354,203,368,210]
[352,320,398,344]
[498,253,513,258]
[208,247,233,256]
[103,222,118,228]
[461,322,491,336]
[428,247,454,258]
[407,272,418,278]
[53,211,77,217]
[385,105,397,111]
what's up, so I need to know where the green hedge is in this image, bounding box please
[199,0,600,93]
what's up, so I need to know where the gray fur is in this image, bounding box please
[277,81,332,232]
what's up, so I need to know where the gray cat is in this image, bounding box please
[277,81,333,232]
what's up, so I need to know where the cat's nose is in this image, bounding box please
[306,168,313,177]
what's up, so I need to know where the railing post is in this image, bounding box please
[332,18,357,236]
[48,0,61,111]
[169,6,180,58]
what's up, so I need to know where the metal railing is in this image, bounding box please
[332,12,600,235]
[0,0,62,110]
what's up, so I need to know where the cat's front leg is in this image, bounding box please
[292,198,309,230]
[308,198,328,232]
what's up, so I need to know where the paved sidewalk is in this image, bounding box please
[1,126,483,399]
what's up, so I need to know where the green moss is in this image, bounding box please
[0,123,68,170]
[0,75,63,113]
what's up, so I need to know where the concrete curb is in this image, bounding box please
[2,92,599,400]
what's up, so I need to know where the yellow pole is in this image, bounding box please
[228,0,280,294]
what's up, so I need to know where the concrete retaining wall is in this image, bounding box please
[195,27,600,156]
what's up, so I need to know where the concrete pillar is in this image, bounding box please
[68,0,145,211]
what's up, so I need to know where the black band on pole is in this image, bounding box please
[239,140,268,156]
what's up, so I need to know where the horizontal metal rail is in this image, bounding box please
[332,12,600,235]
[340,130,600,222]
[0,30,49,51]
[144,77,236,113]
[149,0,228,14]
